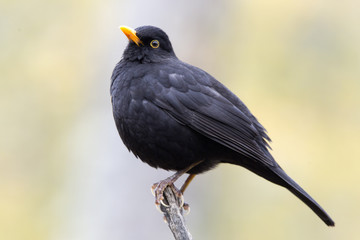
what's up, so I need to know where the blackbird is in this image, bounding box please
[110,25,335,226]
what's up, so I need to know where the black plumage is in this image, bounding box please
[111,25,334,226]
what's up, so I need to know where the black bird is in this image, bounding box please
[110,25,335,226]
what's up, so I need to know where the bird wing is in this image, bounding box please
[150,63,275,166]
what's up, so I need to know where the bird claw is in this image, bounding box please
[169,184,184,207]
[183,202,190,215]
[155,202,162,213]
[160,199,170,207]
[150,184,156,196]
[179,194,185,207]
[163,215,168,224]
[151,181,185,208]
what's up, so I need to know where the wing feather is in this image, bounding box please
[151,64,275,166]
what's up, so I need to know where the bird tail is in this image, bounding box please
[271,166,335,226]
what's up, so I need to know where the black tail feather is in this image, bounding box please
[271,167,335,226]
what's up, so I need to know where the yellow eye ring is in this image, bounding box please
[150,40,160,48]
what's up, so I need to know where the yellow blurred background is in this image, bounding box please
[1,0,359,239]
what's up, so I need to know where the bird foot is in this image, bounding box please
[151,181,184,207]
[183,202,190,215]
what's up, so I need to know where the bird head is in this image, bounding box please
[119,25,176,63]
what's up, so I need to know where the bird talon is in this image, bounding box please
[179,193,185,207]
[155,202,162,213]
[160,199,170,207]
[183,203,190,215]
[150,184,157,196]
[163,215,168,223]
[169,184,184,206]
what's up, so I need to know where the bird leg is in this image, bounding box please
[179,174,196,214]
[151,175,184,207]
[180,174,196,193]
[151,161,202,207]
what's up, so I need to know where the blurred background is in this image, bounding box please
[1,0,359,239]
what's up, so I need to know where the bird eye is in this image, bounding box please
[150,40,160,48]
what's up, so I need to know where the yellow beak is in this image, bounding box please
[119,26,143,46]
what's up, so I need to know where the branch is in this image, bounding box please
[160,186,192,240]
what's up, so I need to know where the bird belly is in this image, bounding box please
[115,99,215,172]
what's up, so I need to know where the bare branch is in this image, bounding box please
[160,186,192,240]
